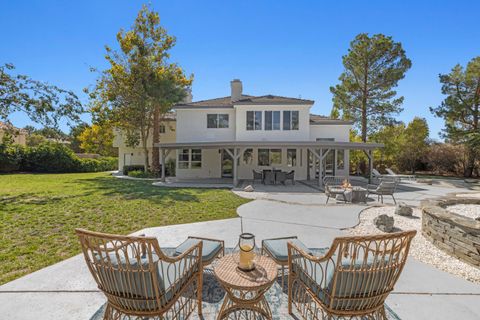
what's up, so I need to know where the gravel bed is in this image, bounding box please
[347,206,480,284]
[446,204,480,220]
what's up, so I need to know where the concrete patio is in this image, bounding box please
[1,178,479,319]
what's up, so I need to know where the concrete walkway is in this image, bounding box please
[1,179,480,319]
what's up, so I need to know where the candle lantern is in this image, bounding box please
[237,233,256,271]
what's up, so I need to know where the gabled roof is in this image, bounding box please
[309,114,354,125]
[174,94,313,109]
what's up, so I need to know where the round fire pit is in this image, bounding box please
[422,197,480,268]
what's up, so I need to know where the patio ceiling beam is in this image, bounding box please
[155,141,384,150]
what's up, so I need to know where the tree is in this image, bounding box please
[69,123,89,153]
[147,66,191,173]
[431,57,480,177]
[1,63,83,128]
[88,5,191,171]
[78,124,116,156]
[370,123,406,168]
[330,33,412,142]
[397,117,429,173]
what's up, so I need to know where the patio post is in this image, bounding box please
[369,150,373,183]
[160,148,166,182]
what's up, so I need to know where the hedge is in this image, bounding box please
[0,141,117,173]
[123,165,145,175]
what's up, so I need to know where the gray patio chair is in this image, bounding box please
[285,170,295,185]
[366,180,397,204]
[264,170,276,185]
[275,171,287,185]
[252,170,263,184]
[323,176,348,204]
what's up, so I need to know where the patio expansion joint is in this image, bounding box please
[241,216,352,230]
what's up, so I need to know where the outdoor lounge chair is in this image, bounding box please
[75,229,217,319]
[252,170,263,184]
[288,231,417,319]
[386,168,416,181]
[366,180,397,204]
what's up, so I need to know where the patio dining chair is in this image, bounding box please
[285,170,295,185]
[76,229,204,320]
[367,180,397,204]
[264,170,276,185]
[288,231,417,319]
[323,176,348,204]
[252,170,263,184]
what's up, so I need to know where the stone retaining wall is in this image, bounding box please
[421,198,480,267]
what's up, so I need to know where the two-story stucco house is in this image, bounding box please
[114,79,382,186]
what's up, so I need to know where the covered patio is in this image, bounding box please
[156,140,384,187]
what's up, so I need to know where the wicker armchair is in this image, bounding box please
[367,181,397,204]
[76,229,203,320]
[288,231,416,319]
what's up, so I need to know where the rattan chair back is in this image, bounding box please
[76,228,202,318]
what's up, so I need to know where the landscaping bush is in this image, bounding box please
[127,169,151,178]
[0,143,25,172]
[23,142,79,172]
[0,141,117,173]
[123,165,145,175]
[165,158,176,177]
[77,157,117,172]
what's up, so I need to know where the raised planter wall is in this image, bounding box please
[422,198,480,267]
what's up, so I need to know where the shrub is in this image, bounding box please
[23,142,79,173]
[127,170,152,178]
[425,143,467,175]
[0,143,25,172]
[0,141,117,173]
[77,157,117,172]
[123,165,145,175]
[165,158,176,177]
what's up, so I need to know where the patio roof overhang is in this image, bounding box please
[154,140,384,150]
[155,140,383,186]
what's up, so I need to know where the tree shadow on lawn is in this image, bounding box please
[71,176,212,204]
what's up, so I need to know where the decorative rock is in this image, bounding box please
[243,185,254,192]
[374,214,394,232]
[395,202,413,217]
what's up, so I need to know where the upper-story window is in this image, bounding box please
[265,111,280,131]
[283,111,299,130]
[159,124,166,133]
[207,114,229,128]
[246,111,262,131]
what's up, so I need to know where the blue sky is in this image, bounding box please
[1,0,479,139]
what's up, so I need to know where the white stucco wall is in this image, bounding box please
[175,109,236,142]
[234,105,311,141]
[115,120,177,170]
[176,149,222,178]
[309,124,351,142]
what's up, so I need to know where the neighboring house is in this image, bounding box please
[114,79,382,185]
[0,121,27,146]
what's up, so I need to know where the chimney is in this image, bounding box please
[230,79,242,102]
[183,87,193,103]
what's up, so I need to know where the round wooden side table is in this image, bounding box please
[214,254,278,319]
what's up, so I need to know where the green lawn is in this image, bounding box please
[0,172,249,285]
